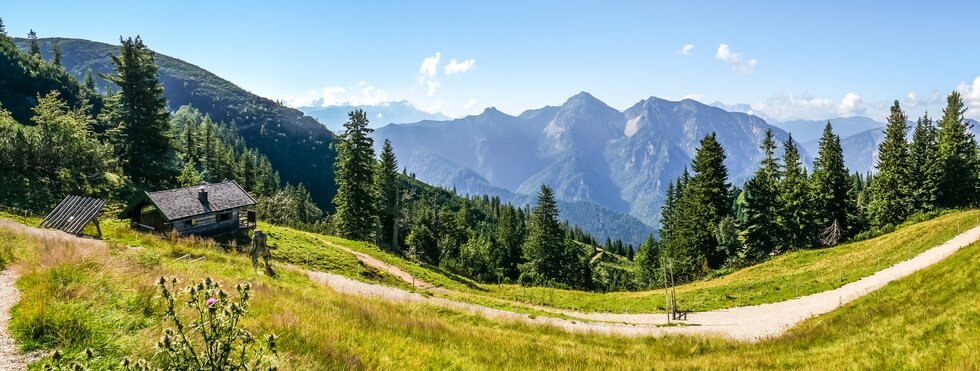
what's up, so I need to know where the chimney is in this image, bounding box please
[198,186,208,204]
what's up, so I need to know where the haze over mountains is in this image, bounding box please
[374,92,802,230]
[298,101,449,132]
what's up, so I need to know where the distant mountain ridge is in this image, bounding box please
[18,37,339,209]
[298,101,449,132]
[374,92,802,237]
[775,116,885,143]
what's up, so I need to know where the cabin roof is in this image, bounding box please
[120,181,256,221]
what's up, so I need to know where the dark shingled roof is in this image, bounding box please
[128,181,255,221]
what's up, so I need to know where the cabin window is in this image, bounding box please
[218,212,232,222]
[185,218,197,227]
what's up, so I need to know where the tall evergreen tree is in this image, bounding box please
[494,206,524,280]
[658,180,678,241]
[27,29,40,57]
[82,68,98,92]
[333,109,377,241]
[778,134,813,249]
[811,122,852,244]
[521,185,588,287]
[936,91,979,208]
[52,43,63,66]
[633,235,660,288]
[867,101,911,227]
[909,112,941,212]
[375,138,400,250]
[103,36,176,187]
[670,133,733,275]
[738,129,781,261]
[0,17,6,36]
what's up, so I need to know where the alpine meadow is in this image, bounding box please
[3,2,980,370]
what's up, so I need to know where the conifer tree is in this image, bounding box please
[671,133,733,274]
[27,29,40,57]
[177,161,202,187]
[909,113,941,212]
[738,129,781,261]
[778,134,812,249]
[333,109,377,241]
[633,235,660,288]
[936,91,979,208]
[521,185,586,286]
[494,206,524,280]
[52,43,63,66]
[867,101,911,227]
[811,122,852,244]
[103,36,176,187]
[375,139,400,250]
[0,17,6,36]
[82,68,97,92]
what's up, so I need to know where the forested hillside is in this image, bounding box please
[14,37,338,209]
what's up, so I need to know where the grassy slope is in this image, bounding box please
[4,217,980,369]
[261,210,980,313]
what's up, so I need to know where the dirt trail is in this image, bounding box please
[314,238,450,293]
[4,217,980,342]
[0,269,25,371]
[306,224,980,341]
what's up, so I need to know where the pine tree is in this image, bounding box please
[738,129,781,262]
[177,161,203,187]
[0,17,6,36]
[27,29,40,57]
[936,91,979,208]
[811,122,853,244]
[670,133,733,275]
[375,139,400,250]
[867,101,911,227]
[633,235,660,288]
[909,113,941,212]
[521,185,584,286]
[52,43,63,66]
[103,36,176,187]
[778,134,813,249]
[494,206,524,280]
[82,68,97,92]
[333,109,377,241]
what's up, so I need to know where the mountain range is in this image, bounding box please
[374,92,800,232]
[298,101,449,133]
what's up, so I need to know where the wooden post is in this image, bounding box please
[93,217,102,239]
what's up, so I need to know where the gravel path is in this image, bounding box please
[0,269,25,371]
[306,224,980,341]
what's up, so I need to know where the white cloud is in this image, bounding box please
[956,76,980,119]
[426,80,440,96]
[277,83,390,108]
[424,100,443,114]
[753,93,835,121]
[419,52,441,78]
[836,92,867,117]
[905,91,920,107]
[681,93,703,101]
[444,58,476,75]
[679,44,695,55]
[715,44,758,75]
[464,98,477,112]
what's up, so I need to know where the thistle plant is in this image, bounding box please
[154,276,278,370]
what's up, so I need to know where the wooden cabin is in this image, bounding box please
[120,181,257,236]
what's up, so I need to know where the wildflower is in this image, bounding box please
[207,297,217,306]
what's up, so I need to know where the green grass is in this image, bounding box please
[4,215,980,369]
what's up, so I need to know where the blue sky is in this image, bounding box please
[4,0,980,120]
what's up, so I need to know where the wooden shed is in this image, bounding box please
[119,181,257,236]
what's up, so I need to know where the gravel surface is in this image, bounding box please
[0,269,25,371]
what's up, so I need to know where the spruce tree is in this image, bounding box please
[811,122,852,244]
[738,129,781,262]
[494,206,524,280]
[633,234,660,288]
[104,36,176,187]
[27,29,40,57]
[83,68,98,92]
[778,134,813,249]
[936,91,979,208]
[375,138,400,250]
[177,161,203,187]
[52,43,63,66]
[867,101,911,227]
[658,180,677,242]
[909,113,941,212]
[671,133,733,275]
[523,185,573,283]
[333,109,377,241]
[0,17,6,36]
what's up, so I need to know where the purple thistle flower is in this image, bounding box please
[207,297,217,306]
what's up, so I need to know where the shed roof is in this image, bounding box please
[121,181,255,221]
[41,195,107,235]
